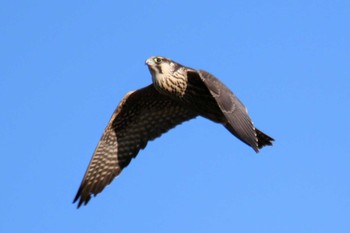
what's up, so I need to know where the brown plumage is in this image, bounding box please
[73,56,274,208]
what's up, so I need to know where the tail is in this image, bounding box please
[256,128,274,150]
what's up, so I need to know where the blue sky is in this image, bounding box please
[1,1,349,232]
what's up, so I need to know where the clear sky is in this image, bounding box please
[1,1,349,232]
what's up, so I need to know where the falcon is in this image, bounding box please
[73,56,274,208]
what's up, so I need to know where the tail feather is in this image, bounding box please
[256,128,274,149]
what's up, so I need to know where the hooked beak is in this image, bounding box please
[145,57,156,66]
[145,57,157,76]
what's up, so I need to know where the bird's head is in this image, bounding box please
[145,56,176,78]
[145,56,188,96]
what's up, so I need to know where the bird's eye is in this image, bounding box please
[153,57,161,64]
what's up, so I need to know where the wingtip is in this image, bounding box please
[73,192,82,209]
[73,195,91,209]
[73,186,91,209]
[253,147,260,153]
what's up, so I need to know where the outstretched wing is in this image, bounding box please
[187,70,272,152]
[73,85,197,208]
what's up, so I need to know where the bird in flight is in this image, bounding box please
[73,56,274,208]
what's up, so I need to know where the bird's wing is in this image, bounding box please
[187,70,259,152]
[73,84,197,207]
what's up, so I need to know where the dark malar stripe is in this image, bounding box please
[155,65,162,74]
